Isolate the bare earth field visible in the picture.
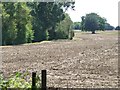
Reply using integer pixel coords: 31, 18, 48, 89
2, 30, 119, 88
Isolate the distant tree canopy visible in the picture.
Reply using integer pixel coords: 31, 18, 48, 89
2, 1, 75, 45
81, 13, 106, 34
115, 26, 120, 30
72, 22, 81, 30
104, 23, 114, 30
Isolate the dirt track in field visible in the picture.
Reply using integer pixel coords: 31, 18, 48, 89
2, 30, 119, 88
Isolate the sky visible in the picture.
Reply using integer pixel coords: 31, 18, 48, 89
66, 0, 119, 27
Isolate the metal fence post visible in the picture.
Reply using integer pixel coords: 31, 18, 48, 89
41, 70, 47, 90
32, 72, 36, 90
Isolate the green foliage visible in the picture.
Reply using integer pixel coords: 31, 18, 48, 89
2, 2, 75, 45
27, 2, 75, 41
2, 3, 18, 45
55, 13, 74, 39
14, 3, 34, 44
115, 26, 120, 30
81, 16, 85, 31
84, 13, 99, 34
0, 72, 40, 89
0, 72, 31, 89
98, 17, 106, 31
105, 23, 114, 30
81, 13, 106, 34
30, 2, 66, 41
72, 22, 81, 30
2, 2, 34, 45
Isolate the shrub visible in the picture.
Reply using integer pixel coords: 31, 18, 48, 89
0, 72, 40, 89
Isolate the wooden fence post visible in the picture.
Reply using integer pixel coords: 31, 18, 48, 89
32, 72, 36, 90
41, 70, 47, 90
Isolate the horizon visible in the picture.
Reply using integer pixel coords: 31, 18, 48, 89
66, 0, 119, 27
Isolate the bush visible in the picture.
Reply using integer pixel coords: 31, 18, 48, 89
0, 72, 40, 89
55, 13, 74, 40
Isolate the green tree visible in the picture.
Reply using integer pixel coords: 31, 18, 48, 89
29, 1, 75, 41
105, 23, 114, 30
29, 2, 65, 41
55, 13, 74, 39
72, 22, 81, 30
98, 17, 106, 31
84, 13, 99, 34
115, 26, 120, 30
2, 3, 18, 45
81, 13, 106, 34
81, 16, 85, 31
14, 3, 33, 44
2, 1, 75, 45
2, 2, 34, 45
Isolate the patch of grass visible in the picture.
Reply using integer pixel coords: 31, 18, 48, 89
23, 41, 52, 45
99, 30, 118, 35
74, 30, 118, 35
1, 41, 52, 47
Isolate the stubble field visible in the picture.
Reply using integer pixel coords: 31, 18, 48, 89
2, 30, 119, 88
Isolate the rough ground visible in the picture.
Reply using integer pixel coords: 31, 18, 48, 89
2, 30, 119, 88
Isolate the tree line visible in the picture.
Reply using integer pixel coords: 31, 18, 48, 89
72, 13, 118, 33
2, 2, 75, 45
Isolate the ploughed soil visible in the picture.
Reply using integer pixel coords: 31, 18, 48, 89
1, 30, 119, 88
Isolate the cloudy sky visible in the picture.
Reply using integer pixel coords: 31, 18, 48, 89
66, 0, 119, 27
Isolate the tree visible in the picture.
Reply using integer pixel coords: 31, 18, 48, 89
105, 23, 114, 30
55, 13, 74, 39
81, 13, 106, 34
72, 22, 81, 30
84, 13, 99, 34
2, 1, 75, 45
14, 3, 34, 44
2, 3, 18, 45
115, 26, 120, 30
2, 2, 34, 45
98, 17, 106, 31
30, 2, 65, 41
81, 16, 85, 31
28, 1, 75, 41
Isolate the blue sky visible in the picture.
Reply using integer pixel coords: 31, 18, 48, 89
66, 0, 119, 27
